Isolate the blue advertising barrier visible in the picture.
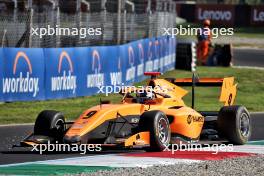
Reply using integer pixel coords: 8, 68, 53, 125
44, 48, 78, 99
0, 48, 4, 102
0, 36, 176, 101
1, 48, 45, 101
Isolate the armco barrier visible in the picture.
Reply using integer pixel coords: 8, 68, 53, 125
0, 36, 176, 102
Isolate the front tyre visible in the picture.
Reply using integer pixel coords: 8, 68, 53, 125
34, 110, 65, 141
217, 105, 251, 145
138, 110, 171, 151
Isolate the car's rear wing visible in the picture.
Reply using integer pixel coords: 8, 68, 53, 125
171, 78, 224, 87
166, 76, 237, 107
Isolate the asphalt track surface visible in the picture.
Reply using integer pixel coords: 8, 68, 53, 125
0, 123, 132, 165
0, 113, 263, 165
233, 48, 264, 67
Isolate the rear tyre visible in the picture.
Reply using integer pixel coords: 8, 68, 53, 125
34, 110, 65, 141
217, 105, 251, 145
138, 110, 171, 151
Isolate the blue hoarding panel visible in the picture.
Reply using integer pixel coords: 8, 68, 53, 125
119, 43, 137, 85
0, 48, 4, 101
73, 47, 91, 97
1, 36, 176, 102
79, 46, 120, 96
2, 48, 45, 101
44, 48, 78, 99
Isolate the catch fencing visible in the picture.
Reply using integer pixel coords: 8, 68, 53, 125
0, 0, 177, 47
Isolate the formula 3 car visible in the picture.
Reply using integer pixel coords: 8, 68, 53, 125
16, 72, 251, 151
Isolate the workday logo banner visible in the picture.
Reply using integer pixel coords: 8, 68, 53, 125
122, 43, 137, 84
85, 47, 111, 95
0, 36, 175, 102
136, 41, 146, 81
119, 40, 145, 85
73, 47, 90, 97
44, 48, 77, 99
86, 48, 104, 89
2, 48, 45, 101
97, 46, 121, 86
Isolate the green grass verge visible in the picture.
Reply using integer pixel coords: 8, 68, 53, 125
0, 164, 113, 175
233, 27, 264, 38
0, 67, 263, 124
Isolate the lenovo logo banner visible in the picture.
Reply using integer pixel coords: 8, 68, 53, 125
251, 6, 264, 26
196, 5, 235, 26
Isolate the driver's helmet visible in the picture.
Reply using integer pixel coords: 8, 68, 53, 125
136, 89, 154, 103
146, 91, 154, 99
137, 91, 147, 98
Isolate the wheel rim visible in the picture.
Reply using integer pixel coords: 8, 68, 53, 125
240, 113, 250, 138
55, 119, 64, 134
158, 118, 169, 144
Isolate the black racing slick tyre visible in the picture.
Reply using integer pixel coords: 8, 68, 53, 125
34, 110, 65, 141
217, 106, 251, 145
138, 110, 171, 151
